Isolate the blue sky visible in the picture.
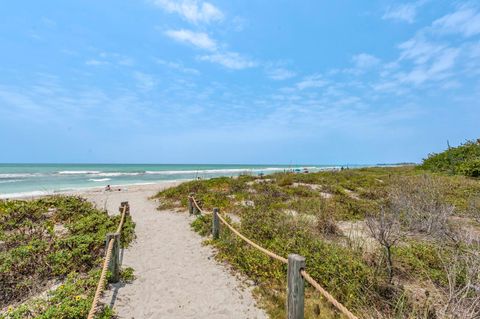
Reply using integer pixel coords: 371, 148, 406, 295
0, 1, 479, 164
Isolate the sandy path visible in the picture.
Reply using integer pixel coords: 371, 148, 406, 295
83, 183, 267, 319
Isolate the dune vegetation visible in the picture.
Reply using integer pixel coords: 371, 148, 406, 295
155, 165, 480, 318
0, 196, 135, 319
421, 139, 480, 177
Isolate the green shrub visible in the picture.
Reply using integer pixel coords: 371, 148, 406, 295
191, 204, 381, 315
276, 173, 294, 186
0, 196, 135, 317
156, 166, 480, 318
120, 267, 136, 283
395, 242, 448, 285
191, 214, 212, 236
458, 159, 480, 177
421, 139, 480, 177
4, 270, 113, 319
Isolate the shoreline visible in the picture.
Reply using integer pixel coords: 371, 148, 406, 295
0, 164, 355, 200
0, 164, 408, 200
0, 180, 189, 200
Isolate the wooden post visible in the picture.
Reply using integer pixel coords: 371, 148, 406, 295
188, 193, 194, 215
106, 232, 121, 283
287, 254, 305, 319
212, 207, 220, 239
192, 197, 200, 215
119, 201, 130, 214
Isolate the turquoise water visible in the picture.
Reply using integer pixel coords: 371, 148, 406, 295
0, 164, 347, 198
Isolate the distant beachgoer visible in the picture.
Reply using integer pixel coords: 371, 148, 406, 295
105, 185, 111, 191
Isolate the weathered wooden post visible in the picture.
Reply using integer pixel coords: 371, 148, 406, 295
192, 197, 200, 215
106, 232, 121, 283
119, 201, 130, 219
212, 207, 220, 239
188, 193, 194, 215
287, 254, 305, 319
120, 201, 130, 214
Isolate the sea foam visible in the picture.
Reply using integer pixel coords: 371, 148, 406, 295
92, 172, 143, 177
144, 167, 291, 175
0, 173, 40, 179
0, 190, 51, 199
88, 178, 112, 182
57, 171, 101, 175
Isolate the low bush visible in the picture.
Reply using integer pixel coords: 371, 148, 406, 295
155, 165, 480, 318
458, 158, 480, 177
0, 196, 135, 317
276, 173, 294, 187
4, 270, 113, 319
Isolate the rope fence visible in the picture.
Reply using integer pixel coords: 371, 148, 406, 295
216, 212, 288, 264
300, 270, 358, 319
188, 194, 358, 319
87, 201, 130, 319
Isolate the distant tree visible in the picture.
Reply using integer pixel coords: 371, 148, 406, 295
421, 139, 480, 177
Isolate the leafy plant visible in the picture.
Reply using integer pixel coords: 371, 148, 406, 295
120, 267, 135, 283
421, 139, 480, 177
0, 196, 135, 318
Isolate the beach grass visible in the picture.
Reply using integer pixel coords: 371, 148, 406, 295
154, 166, 480, 318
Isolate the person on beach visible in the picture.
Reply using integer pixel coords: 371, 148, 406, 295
105, 185, 111, 191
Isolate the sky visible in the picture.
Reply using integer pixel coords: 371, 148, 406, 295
0, 0, 479, 164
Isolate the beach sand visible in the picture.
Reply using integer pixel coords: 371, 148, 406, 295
77, 182, 267, 319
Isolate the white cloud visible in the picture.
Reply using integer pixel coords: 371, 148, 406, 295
267, 68, 296, 80
117, 56, 135, 66
164, 29, 216, 50
428, 48, 459, 75
199, 52, 257, 69
296, 74, 328, 90
155, 58, 200, 75
378, 4, 480, 90
41, 17, 56, 27
378, 46, 459, 88
133, 72, 156, 91
398, 36, 445, 65
0, 86, 44, 113
352, 53, 380, 69
85, 59, 108, 66
152, 0, 223, 24
432, 5, 480, 37
231, 16, 247, 32
85, 52, 134, 67
382, 1, 425, 24
163, 29, 255, 71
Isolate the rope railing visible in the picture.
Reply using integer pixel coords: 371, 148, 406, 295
87, 202, 129, 319
188, 195, 358, 319
215, 212, 288, 264
300, 270, 358, 319
87, 238, 115, 319
191, 196, 210, 215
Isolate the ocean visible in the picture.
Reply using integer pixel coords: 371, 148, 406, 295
0, 163, 350, 198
